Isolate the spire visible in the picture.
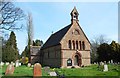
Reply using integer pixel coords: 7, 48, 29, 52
70, 7, 79, 23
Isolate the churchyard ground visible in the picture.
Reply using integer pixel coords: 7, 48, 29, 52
0, 64, 119, 77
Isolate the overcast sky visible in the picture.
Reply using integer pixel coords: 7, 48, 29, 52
9, 2, 118, 54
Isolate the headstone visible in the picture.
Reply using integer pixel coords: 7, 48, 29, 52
49, 72, 57, 76
111, 60, 113, 64
11, 62, 14, 66
1, 62, 4, 66
33, 63, 42, 77
19, 63, 21, 66
101, 62, 104, 65
5, 64, 14, 75
31, 65, 34, 68
5, 62, 9, 65
15, 60, 19, 67
13, 63, 15, 66
94, 62, 96, 64
44, 66, 50, 73
28, 63, 31, 67
103, 64, 108, 72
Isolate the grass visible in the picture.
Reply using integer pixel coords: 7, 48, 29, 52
0, 64, 119, 77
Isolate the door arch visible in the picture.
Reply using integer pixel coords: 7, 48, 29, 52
73, 52, 82, 66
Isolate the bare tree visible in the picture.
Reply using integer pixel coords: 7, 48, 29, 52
0, 0, 25, 31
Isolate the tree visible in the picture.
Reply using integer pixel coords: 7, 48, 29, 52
97, 43, 112, 62
91, 35, 109, 63
21, 12, 34, 59
2, 31, 19, 62
34, 39, 43, 46
26, 12, 33, 61
110, 41, 120, 62
0, 0, 25, 31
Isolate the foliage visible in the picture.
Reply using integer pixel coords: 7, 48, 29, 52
33, 39, 43, 46
20, 57, 29, 65
2, 31, 19, 62
110, 41, 120, 62
97, 43, 112, 62
91, 35, 108, 63
96, 41, 120, 63
0, 0, 25, 31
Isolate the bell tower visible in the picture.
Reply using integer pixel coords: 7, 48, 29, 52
70, 7, 79, 23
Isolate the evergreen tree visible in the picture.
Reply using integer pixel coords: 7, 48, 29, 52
110, 41, 120, 62
2, 31, 19, 62
97, 43, 112, 62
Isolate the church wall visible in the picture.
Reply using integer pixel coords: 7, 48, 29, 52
61, 50, 90, 67
41, 45, 61, 67
60, 21, 91, 67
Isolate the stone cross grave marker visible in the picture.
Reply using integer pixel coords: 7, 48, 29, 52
33, 63, 42, 77
5, 64, 14, 75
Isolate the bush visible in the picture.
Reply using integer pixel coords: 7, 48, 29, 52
20, 57, 29, 65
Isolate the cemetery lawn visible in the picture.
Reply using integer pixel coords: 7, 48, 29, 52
0, 64, 119, 77
55, 64, 120, 76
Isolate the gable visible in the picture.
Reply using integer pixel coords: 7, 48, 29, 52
60, 21, 91, 49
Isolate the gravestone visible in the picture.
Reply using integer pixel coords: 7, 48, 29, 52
5, 64, 14, 75
33, 63, 42, 77
103, 64, 108, 72
31, 65, 34, 68
15, 60, 19, 67
1, 62, 4, 66
44, 66, 50, 74
49, 72, 57, 76
19, 63, 21, 66
5, 62, 9, 65
111, 60, 113, 64
28, 63, 31, 67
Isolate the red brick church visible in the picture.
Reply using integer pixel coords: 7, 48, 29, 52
30, 7, 91, 68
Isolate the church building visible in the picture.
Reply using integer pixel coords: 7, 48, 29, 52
39, 7, 91, 68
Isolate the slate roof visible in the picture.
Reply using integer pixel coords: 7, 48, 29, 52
41, 24, 72, 49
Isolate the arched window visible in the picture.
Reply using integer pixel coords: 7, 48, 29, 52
73, 41, 75, 50
82, 41, 85, 50
79, 41, 82, 50
68, 40, 72, 49
67, 58, 72, 66
76, 41, 78, 49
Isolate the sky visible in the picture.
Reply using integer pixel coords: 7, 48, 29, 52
8, 2, 118, 54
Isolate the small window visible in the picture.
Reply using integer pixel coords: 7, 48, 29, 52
79, 41, 82, 50
68, 40, 72, 49
73, 41, 75, 50
67, 58, 72, 66
76, 41, 78, 49
82, 41, 85, 50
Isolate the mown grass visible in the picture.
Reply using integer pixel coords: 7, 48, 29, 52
55, 64, 120, 76
0, 64, 119, 78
